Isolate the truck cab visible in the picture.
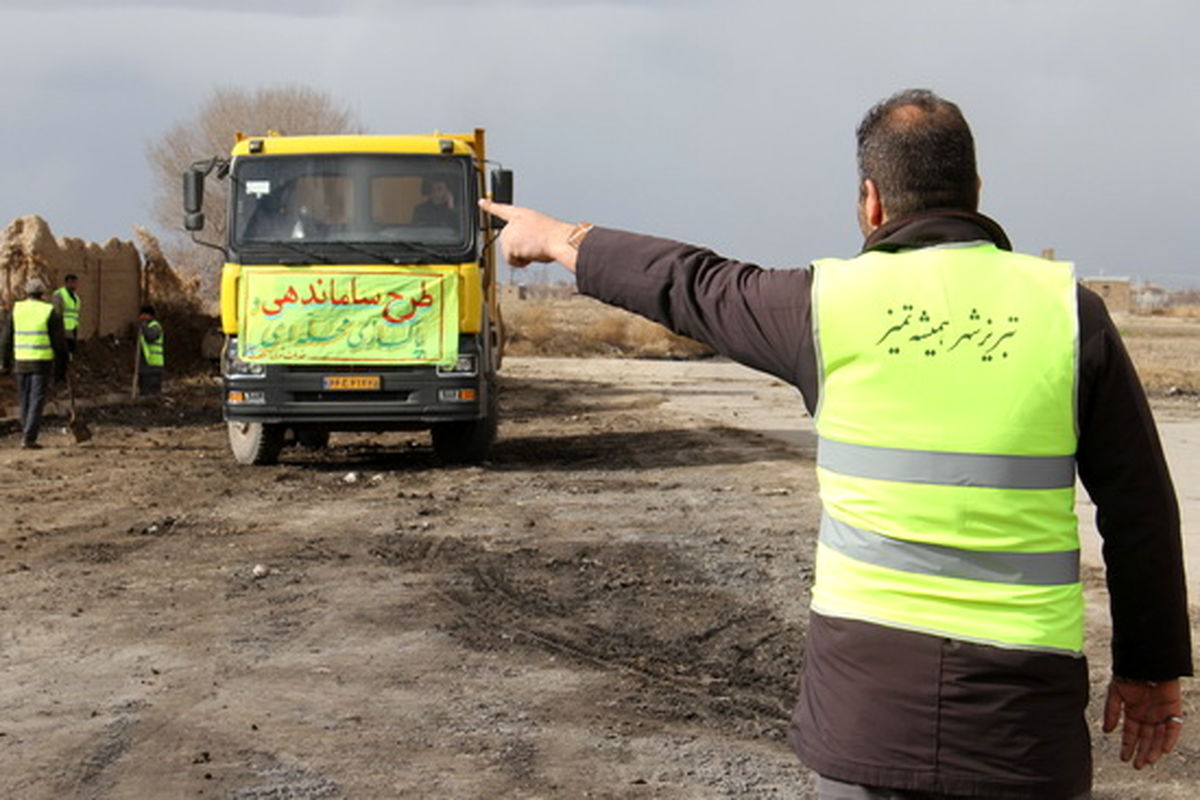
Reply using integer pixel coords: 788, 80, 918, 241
184, 130, 511, 465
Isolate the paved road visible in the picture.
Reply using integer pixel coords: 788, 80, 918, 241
550, 357, 1200, 606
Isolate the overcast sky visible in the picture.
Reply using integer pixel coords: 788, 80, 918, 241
1, 0, 1196, 286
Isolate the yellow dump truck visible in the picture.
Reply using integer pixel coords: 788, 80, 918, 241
183, 130, 511, 465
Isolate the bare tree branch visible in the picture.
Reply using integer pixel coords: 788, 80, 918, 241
147, 84, 363, 290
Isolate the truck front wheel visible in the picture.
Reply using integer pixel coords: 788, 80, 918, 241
431, 388, 497, 464
228, 421, 285, 465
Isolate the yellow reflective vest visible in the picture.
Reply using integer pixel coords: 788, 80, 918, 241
140, 320, 164, 368
53, 287, 80, 332
811, 242, 1082, 654
12, 299, 55, 362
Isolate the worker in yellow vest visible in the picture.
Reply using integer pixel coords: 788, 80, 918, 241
52, 273, 81, 355
137, 305, 164, 397
479, 89, 1190, 799
2, 278, 68, 448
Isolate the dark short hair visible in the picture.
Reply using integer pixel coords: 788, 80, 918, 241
64, 273, 78, 282
856, 89, 978, 218
140, 305, 156, 316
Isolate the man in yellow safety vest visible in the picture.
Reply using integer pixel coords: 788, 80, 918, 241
2, 278, 68, 448
52, 273, 82, 354
137, 305, 164, 397
478, 89, 1191, 799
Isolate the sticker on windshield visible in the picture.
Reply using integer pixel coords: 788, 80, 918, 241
245, 180, 271, 198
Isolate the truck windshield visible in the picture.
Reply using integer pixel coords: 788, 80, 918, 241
231, 154, 472, 262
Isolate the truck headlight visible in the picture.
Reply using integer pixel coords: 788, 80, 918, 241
437, 354, 477, 377
438, 388, 478, 402
228, 390, 266, 404
223, 337, 266, 377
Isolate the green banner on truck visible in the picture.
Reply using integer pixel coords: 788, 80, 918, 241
238, 269, 460, 365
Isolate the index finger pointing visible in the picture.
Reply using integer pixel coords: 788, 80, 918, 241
478, 198, 515, 220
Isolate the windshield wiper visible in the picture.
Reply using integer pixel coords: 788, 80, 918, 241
385, 240, 455, 261
243, 239, 333, 264
324, 241, 396, 264
324, 240, 454, 264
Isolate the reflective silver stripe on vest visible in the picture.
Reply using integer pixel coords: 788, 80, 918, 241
818, 437, 1075, 490
820, 513, 1080, 586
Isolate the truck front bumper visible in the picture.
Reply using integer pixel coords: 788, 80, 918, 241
223, 370, 486, 428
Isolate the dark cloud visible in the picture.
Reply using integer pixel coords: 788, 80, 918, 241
2, 0, 345, 14
0, 1, 1196, 287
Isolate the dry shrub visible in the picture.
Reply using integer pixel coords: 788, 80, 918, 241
503, 295, 712, 359
509, 307, 557, 349
583, 314, 630, 352
504, 303, 579, 356
1119, 316, 1200, 395
1161, 304, 1200, 319
614, 315, 712, 359
1135, 364, 1200, 395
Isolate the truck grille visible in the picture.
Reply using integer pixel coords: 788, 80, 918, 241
288, 365, 425, 374
291, 391, 412, 403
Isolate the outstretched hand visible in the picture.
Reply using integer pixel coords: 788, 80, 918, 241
479, 199, 580, 272
1103, 677, 1184, 769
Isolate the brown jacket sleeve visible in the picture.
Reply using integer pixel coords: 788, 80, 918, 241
1076, 287, 1193, 679
576, 228, 819, 412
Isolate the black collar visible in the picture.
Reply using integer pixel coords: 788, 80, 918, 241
862, 209, 1013, 254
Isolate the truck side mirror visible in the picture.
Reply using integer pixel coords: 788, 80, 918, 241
184, 170, 206, 230
491, 169, 513, 205
489, 169, 513, 230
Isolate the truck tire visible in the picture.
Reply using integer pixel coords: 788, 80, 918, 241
228, 421, 285, 465
431, 385, 498, 464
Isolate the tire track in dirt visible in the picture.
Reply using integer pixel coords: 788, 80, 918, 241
66, 714, 137, 799
444, 566, 793, 726
371, 530, 805, 739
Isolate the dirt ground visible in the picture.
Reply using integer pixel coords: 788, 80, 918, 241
1, 356, 1198, 799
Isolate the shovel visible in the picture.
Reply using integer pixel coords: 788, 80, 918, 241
66, 370, 93, 443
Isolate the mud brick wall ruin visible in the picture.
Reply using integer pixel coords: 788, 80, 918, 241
1, 215, 142, 339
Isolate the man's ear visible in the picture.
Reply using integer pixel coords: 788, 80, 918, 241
861, 179, 884, 232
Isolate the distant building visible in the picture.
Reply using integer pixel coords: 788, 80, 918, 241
1134, 282, 1170, 311
1081, 277, 1132, 313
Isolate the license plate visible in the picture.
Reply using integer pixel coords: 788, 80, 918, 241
322, 375, 381, 391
